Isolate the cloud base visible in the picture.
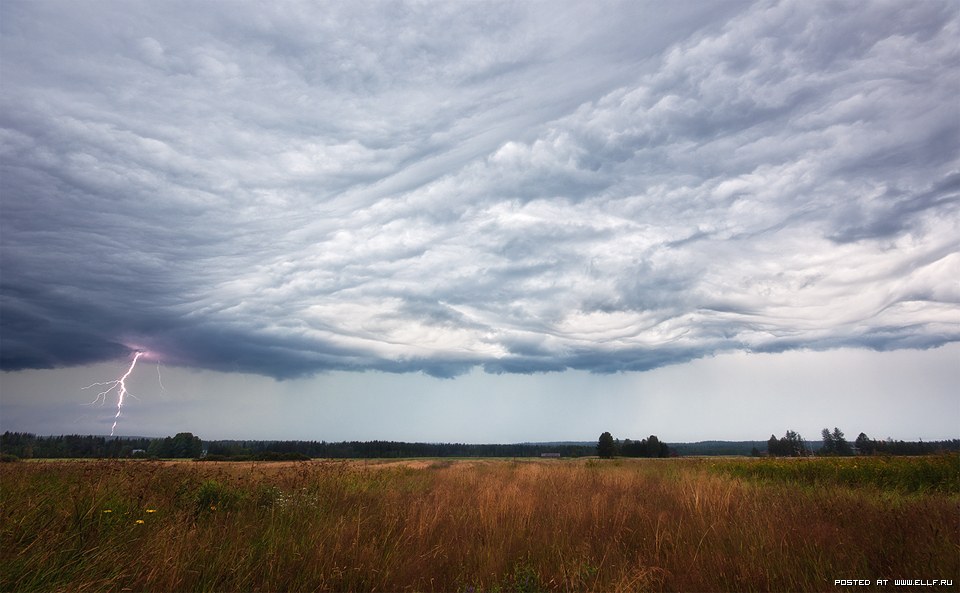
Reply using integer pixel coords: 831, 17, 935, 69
2, 0, 958, 379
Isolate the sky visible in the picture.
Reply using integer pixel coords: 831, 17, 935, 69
1, 0, 958, 443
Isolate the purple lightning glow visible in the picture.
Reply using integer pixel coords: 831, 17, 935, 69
82, 351, 145, 435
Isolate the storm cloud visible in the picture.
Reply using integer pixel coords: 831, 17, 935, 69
2, 0, 958, 379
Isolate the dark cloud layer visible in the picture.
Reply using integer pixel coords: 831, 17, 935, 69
2, 0, 958, 379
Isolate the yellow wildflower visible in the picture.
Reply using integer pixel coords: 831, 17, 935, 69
145, 509, 156, 513
102, 509, 112, 513
135, 519, 145, 524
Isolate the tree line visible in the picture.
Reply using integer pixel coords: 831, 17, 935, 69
763, 428, 959, 457
0, 432, 202, 459
207, 439, 597, 459
3, 430, 954, 460
0, 432, 596, 460
596, 432, 672, 458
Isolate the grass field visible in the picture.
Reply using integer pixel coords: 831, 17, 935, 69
2, 456, 957, 592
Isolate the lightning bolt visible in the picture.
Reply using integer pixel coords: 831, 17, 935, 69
156, 361, 166, 393
82, 351, 145, 436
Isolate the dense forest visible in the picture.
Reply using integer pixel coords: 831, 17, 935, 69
670, 441, 771, 456
0, 432, 202, 459
0, 432, 596, 459
206, 439, 597, 459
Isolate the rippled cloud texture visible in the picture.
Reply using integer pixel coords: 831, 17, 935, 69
2, 0, 958, 379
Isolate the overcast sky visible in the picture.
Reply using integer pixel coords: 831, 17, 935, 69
1, 0, 958, 442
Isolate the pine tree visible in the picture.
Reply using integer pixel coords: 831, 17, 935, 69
597, 432, 615, 459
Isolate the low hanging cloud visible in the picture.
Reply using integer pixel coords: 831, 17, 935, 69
1, 0, 958, 379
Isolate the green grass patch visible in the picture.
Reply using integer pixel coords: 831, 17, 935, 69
707, 454, 960, 493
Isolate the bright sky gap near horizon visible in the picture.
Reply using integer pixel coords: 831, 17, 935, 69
1, 0, 958, 443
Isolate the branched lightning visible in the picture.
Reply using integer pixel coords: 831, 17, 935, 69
81, 351, 145, 436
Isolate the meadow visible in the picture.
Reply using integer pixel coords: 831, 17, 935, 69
1, 456, 957, 592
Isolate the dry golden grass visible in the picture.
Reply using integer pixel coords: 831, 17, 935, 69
1, 457, 957, 592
